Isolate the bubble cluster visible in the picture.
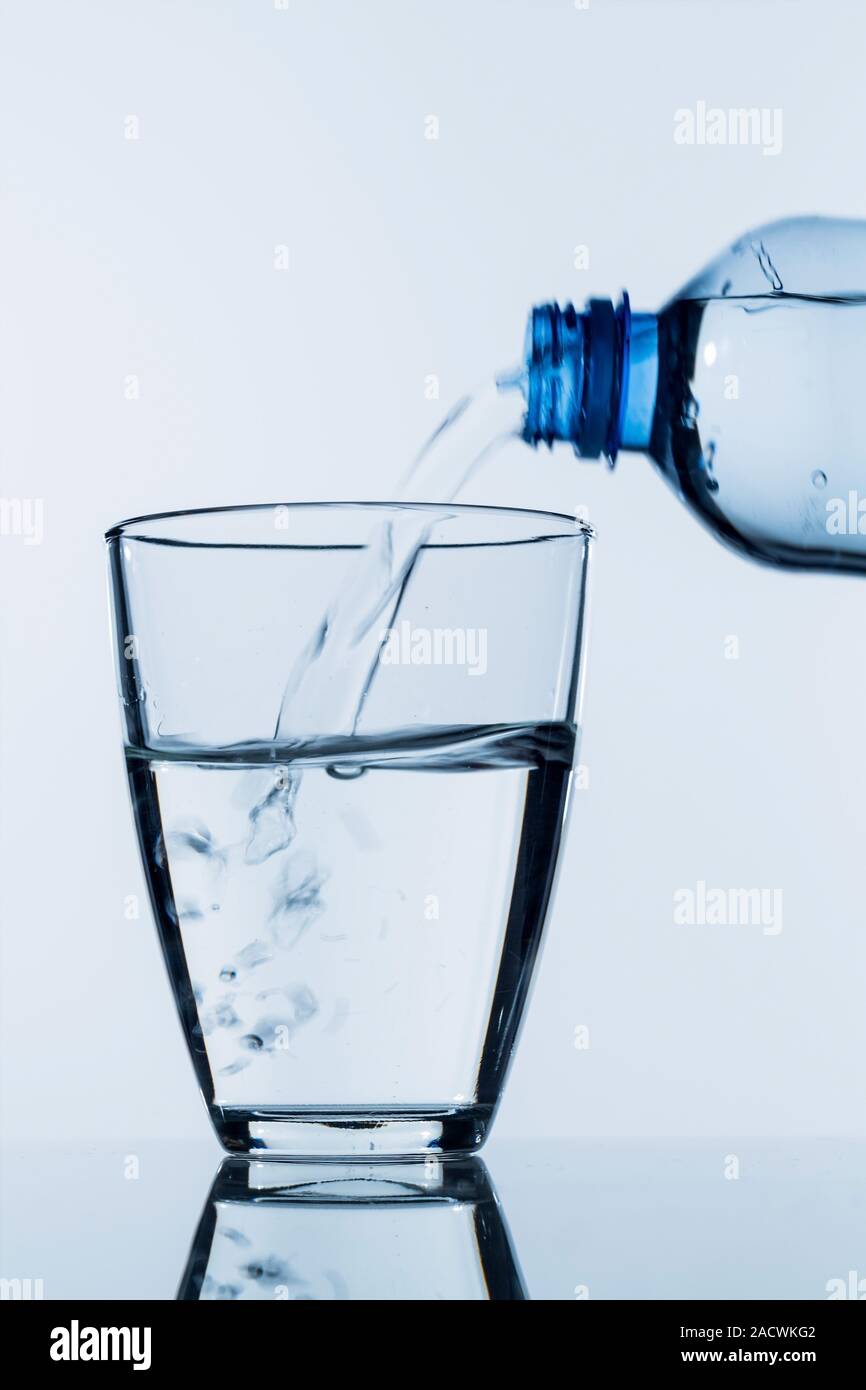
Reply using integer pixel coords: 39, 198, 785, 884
245, 772, 299, 865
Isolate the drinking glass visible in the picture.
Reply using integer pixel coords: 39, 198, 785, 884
106, 502, 592, 1156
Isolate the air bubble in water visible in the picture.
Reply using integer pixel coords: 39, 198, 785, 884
270, 852, 325, 950
202, 998, 241, 1035
167, 822, 223, 862
241, 1256, 293, 1286
327, 764, 367, 780
220, 1227, 251, 1248
218, 1058, 250, 1077
234, 939, 274, 972
245, 772, 300, 865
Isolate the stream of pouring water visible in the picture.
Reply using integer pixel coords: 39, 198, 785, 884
274, 372, 526, 742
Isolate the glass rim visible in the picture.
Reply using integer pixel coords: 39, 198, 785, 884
105, 500, 596, 547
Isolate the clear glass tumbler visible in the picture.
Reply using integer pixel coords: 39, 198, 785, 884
106, 503, 592, 1156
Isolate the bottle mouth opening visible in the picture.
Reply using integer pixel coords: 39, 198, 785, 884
523, 294, 631, 466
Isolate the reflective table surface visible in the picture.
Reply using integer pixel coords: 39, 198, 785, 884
1, 1139, 863, 1300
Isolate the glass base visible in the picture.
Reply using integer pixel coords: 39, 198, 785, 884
212, 1104, 493, 1159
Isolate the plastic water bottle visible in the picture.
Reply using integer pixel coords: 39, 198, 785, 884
524, 217, 866, 572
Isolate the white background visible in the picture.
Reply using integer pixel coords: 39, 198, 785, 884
1, 0, 865, 1146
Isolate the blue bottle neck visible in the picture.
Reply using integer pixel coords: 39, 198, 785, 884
523, 296, 658, 463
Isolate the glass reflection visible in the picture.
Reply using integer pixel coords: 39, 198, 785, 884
179, 1156, 526, 1300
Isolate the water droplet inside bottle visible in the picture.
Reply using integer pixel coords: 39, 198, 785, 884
327, 764, 367, 780
811, 469, 828, 489
240, 1033, 264, 1051
219, 967, 237, 983
681, 396, 699, 428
